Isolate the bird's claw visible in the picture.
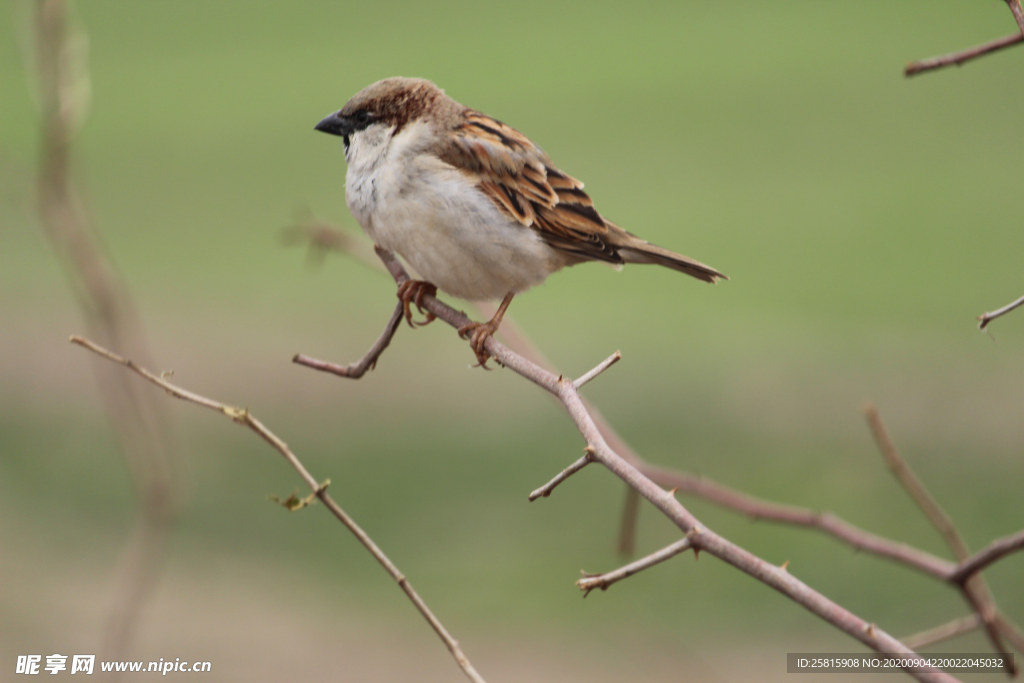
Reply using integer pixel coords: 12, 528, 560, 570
457, 320, 499, 368
397, 280, 437, 328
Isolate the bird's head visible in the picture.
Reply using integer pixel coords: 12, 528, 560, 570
315, 77, 455, 158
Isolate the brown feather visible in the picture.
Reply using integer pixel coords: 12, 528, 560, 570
434, 108, 726, 282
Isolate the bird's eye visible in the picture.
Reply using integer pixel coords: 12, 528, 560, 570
355, 111, 370, 124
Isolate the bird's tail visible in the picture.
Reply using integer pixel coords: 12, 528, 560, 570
615, 231, 727, 284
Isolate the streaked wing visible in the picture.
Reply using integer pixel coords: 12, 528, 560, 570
435, 110, 623, 264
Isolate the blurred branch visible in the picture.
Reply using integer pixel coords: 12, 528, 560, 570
950, 530, 1024, 585
864, 404, 1015, 675
637, 461, 955, 577
905, 1, 1024, 77
616, 487, 642, 557
295, 246, 962, 683
979, 293, 1024, 330
282, 209, 383, 271
995, 616, 1024, 655
70, 336, 488, 683
31, 0, 178, 668
903, 615, 982, 651
863, 404, 969, 559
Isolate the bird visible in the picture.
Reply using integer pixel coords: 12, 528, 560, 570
314, 77, 725, 366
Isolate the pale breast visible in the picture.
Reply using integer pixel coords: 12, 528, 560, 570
345, 122, 570, 301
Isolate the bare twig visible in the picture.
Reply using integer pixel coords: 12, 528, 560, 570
905, 33, 1024, 77
863, 404, 969, 559
70, 336, 487, 683
979, 293, 1024, 330
577, 538, 692, 596
903, 615, 983, 651
573, 351, 621, 389
906, 0, 1024, 77
950, 530, 1024, 585
293, 301, 403, 378
32, 0, 177, 668
528, 449, 594, 501
864, 404, 1015, 674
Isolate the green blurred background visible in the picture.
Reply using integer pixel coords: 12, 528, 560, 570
2, 1, 1023, 680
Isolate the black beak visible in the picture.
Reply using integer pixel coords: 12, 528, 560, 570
314, 111, 351, 137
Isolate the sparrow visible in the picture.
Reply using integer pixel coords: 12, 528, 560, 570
315, 77, 725, 366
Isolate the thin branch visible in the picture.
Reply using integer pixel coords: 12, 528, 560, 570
365, 248, 958, 683
863, 404, 969, 559
979, 293, 1024, 330
70, 336, 487, 683
577, 538, 692, 596
528, 449, 594, 501
905, 33, 1024, 77
864, 404, 1015, 675
950, 529, 1024, 585
903, 615, 982, 651
573, 351, 621, 389
905, 0, 1024, 77
959, 589, 1011, 675
293, 301, 403, 378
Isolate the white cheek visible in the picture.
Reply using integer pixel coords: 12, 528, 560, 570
345, 123, 395, 172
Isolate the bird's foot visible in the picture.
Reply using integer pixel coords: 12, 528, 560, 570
457, 292, 515, 369
397, 280, 438, 328
457, 319, 501, 368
